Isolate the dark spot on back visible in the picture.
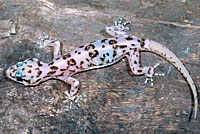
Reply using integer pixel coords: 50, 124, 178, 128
47, 71, 56, 75
50, 66, 58, 70
27, 65, 32, 68
67, 59, 76, 66
119, 45, 127, 49
89, 50, 99, 58
60, 67, 69, 71
109, 40, 117, 45
69, 70, 76, 73
79, 45, 84, 48
101, 39, 107, 43
28, 70, 32, 73
63, 53, 71, 60
48, 62, 54, 66
112, 45, 118, 49
37, 61, 43, 66
85, 44, 95, 51
126, 36, 133, 40
113, 50, 117, 57
88, 63, 95, 67
56, 57, 60, 60
100, 57, 105, 62
80, 61, 84, 65
140, 42, 145, 47
86, 58, 89, 62
36, 70, 42, 77
56, 72, 64, 77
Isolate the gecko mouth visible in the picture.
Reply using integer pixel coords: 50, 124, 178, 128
16, 77, 24, 82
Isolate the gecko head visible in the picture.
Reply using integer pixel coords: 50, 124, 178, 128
6, 58, 45, 86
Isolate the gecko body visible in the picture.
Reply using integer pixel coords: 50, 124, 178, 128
6, 18, 198, 119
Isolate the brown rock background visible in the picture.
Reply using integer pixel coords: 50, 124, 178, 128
0, 0, 199, 133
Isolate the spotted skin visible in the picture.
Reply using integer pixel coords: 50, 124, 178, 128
6, 18, 198, 120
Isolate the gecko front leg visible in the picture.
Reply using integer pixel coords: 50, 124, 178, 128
36, 33, 61, 60
105, 17, 133, 38
127, 49, 164, 87
57, 76, 80, 103
43, 40, 61, 60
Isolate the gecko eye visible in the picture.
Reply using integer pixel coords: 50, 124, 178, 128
15, 71, 24, 77
16, 62, 24, 68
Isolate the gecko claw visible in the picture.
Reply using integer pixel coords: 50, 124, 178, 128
62, 90, 84, 110
144, 77, 154, 88
153, 63, 165, 77
114, 18, 132, 32
144, 63, 165, 87
35, 32, 53, 48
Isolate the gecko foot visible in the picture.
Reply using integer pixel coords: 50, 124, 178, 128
36, 32, 53, 48
114, 17, 132, 32
62, 91, 84, 109
144, 63, 165, 88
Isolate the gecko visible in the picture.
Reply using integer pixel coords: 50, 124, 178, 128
5, 18, 198, 120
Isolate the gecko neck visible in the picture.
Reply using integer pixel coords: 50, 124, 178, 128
32, 62, 53, 85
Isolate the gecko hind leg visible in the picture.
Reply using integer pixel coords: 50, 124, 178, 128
127, 51, 165, 88
144, 63, 165, 88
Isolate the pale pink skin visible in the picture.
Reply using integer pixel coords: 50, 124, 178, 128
6, 20, 154, 101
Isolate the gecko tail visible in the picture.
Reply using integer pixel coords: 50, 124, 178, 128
145, 39, 198, 120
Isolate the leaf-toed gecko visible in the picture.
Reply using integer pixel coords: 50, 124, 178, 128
5, 18, 198, 120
